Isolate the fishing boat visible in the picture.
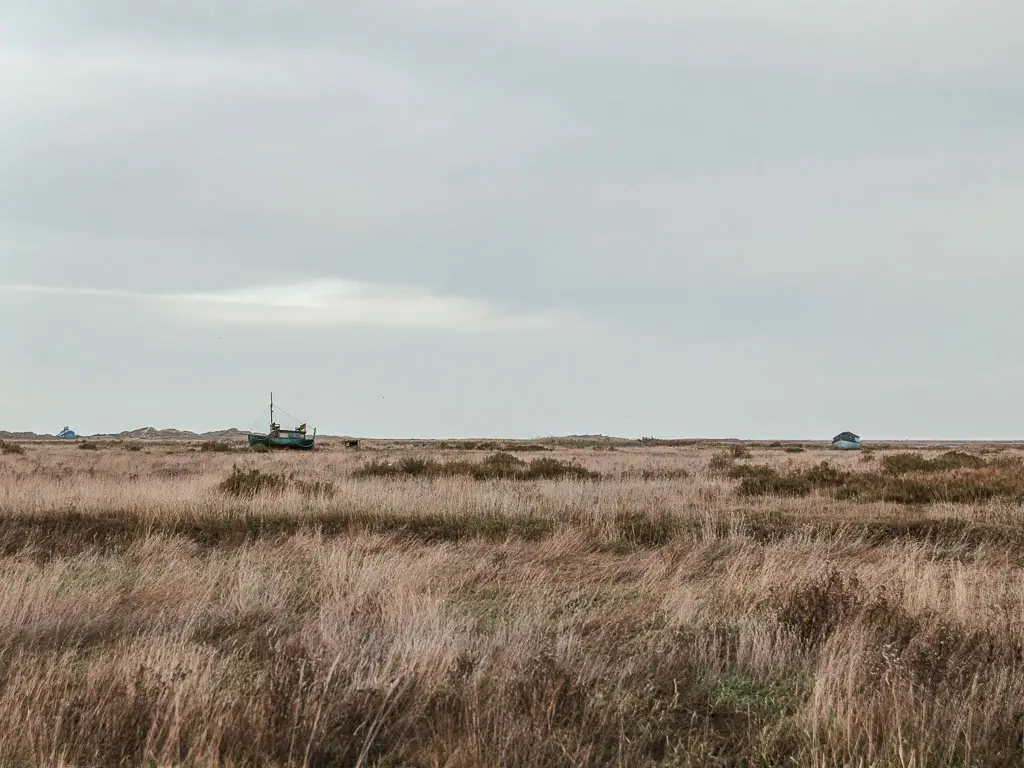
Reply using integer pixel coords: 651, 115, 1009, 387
247, 393, 316, 450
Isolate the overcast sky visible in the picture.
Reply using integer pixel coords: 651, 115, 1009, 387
3, 1, 1024, 439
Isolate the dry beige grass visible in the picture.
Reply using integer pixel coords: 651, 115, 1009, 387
1, 439, 1024, 766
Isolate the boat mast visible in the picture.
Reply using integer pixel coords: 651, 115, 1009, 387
270, 392, 274, 429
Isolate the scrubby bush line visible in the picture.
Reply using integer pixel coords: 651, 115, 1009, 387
714, 450, 1024, 503
353, 452, 601, 481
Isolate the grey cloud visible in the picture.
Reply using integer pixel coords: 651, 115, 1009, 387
3, 1, 1024, 437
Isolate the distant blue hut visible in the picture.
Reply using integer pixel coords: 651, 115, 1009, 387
56, 426, 77, 440
832, 431, 861, 450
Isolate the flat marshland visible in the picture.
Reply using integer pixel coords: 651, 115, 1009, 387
2, 439, 1024, 766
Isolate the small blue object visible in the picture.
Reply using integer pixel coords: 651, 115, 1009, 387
56, 426, 77, 440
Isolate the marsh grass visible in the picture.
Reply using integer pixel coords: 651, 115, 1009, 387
732, 452, 1024, 504
200, 440, 237, 453
0, 441, 1022, 765
353, 452, 600, 481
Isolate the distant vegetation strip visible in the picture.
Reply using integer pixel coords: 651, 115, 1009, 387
712, 449, 1024, 503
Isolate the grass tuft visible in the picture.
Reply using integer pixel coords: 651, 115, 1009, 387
218, 465, 288, 497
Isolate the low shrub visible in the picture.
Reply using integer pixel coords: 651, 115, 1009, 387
353, 453, 599, 481
200, 440, 234, 453
621, 467, 690, 480
735, 462, 851, 498
78, 442, 99, 451
219, 465, 287, 497
0, 440, 25, 455
880, 451, 990, 475
767, 568, 862, 648
613, 511, 678, 549
218, 465, 336, 499
733, 456, 1024, 504
436, 440, 550, 452
708, 451, 736, 476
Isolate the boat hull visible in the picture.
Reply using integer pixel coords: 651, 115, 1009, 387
831, 440, 861, 450
248, 433, 315, 450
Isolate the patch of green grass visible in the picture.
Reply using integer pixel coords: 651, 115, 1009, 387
711, 673, 806, 715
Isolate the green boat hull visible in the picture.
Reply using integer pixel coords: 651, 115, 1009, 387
248, 433, 315, 450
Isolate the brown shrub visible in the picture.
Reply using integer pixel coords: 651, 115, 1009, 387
353, 453, 599, 481
734, 457, 1024, 504
768, 568, 863, 647
621, 467, 691, 480
735, 462, 852, 498
880, 451, 990, 475
729, 444, 751, 459
200, 440, 234, 453
708, 451, 736, 475
218, 465, 287, 497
